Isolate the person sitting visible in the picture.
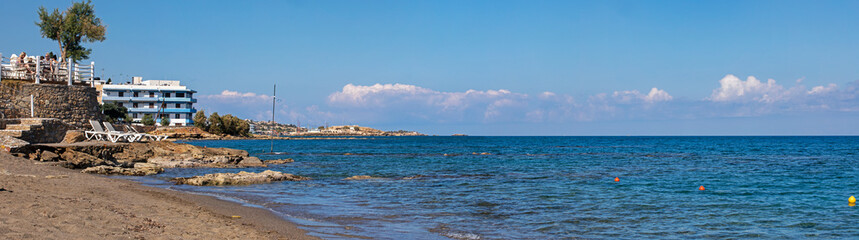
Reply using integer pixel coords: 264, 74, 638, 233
18, 52, 36, 77
44, 53, 57, 80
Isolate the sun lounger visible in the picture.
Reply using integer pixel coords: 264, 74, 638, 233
85, 120, 107, 141
126, 125, 168, 141
103, 122, 143, 142
87, 120, 126, 142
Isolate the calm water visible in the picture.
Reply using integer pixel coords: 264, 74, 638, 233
141, 137, 859, 239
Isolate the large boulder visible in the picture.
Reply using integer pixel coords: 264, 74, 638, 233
81, 165, 164, 176
172, 170, 309, 186
40, 150, 59, 161
0, 136, 29, 153
60, 149, 114, 169
237, 156, 265, 167
61, 130, 87, 143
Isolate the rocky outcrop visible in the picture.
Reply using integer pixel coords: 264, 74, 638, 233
20, 141, 264, 170
147, 127, 221, 139
81, 164, 164, 176
61, 130, 86, 143
172, 170, 309, 186
0, 136, 29, 152
39, 150, 59, 161
343, 175, 382, 180
60, 149, 115, 169
264, 158, 294, 165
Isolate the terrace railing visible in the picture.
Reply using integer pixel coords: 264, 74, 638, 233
0, 53, 96, 86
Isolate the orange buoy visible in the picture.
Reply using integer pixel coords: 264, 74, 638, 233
698, 185, 705, 191
614, 177, 620, 182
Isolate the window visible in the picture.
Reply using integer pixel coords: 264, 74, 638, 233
175, 103, 181, 108
149, 103, 154, 108
175, 114, 181, 118
149, 92, 155, 97
118, 92, 124, 97
133, 113, 138, 118
116, 102, 123, 107
133, 103, 138, 108
164, 93, 171, 97
133, 92, 139, 97
176, 93, 185, 97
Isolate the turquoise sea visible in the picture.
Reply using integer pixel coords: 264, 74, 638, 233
138, 137, 859, 239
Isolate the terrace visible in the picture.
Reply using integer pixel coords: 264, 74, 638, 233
0, 53, 97, 86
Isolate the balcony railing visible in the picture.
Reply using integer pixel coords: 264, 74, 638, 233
126, 108, 196, 113
0, 53, 96, 86
102, 96, 197, 103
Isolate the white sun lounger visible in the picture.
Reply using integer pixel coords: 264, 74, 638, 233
86, 120, 123, 142
85, 120, 106, 141
125, 125, 168, 141
103, 122, 143, 142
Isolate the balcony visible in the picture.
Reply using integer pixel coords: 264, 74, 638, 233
102, 96, 196, 103
127, 108, 197, 113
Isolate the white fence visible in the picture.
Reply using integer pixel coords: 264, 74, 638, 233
0, 52, 96, 86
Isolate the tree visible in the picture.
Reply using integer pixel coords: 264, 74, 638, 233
100, 102, 127, 123
160, 115, 170, 126
207, 112, 223, 134
142, 114, 155, 126
36, 0, 106, 62
219, 114, 250, 137
124, 113, 133, 123
193, 110, 208, 130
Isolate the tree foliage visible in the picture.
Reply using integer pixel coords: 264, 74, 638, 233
205, 112, 249, 136
36, 0, 106, 62
193, 110, 208, 130
142, 114, 155, 126
160, 115, 170, 126
100, 102, 127, 123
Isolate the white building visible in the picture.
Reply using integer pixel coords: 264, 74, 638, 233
98, 77, 197, 126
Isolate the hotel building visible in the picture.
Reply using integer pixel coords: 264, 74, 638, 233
98, 77, 197, 126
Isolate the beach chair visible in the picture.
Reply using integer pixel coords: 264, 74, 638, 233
86, 120, 118, 142
126, 125, 168, 141
103, 122, 143, 142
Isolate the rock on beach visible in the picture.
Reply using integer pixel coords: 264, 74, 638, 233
172, 170, 309, 186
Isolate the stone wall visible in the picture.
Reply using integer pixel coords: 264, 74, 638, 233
0, 81, 102, 129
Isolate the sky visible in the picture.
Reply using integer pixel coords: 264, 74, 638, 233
2, 0, 858, 135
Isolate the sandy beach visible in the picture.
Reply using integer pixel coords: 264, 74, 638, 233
0, 152, 317, 239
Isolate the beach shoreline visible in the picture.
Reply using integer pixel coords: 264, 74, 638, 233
0, 152, 317, 239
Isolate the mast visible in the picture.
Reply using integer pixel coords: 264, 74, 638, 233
270, 84, 276, 153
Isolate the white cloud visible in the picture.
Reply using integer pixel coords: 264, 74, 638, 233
708, 75, 787, 103
192, 76, 859, 128
808, 83, 837, 95
611, 87, 673, 103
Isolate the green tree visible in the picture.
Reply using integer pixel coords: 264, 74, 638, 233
160, 115, 170, 126
99, 102, 127, 123
207, 112, 223, 134
219, 114, 250, 137
36, 0, 106, 62
124, 113, 132, 123
142, 114, 155, 126
193, 110, 208, 130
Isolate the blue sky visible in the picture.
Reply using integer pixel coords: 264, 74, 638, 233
2, 0, 858, 135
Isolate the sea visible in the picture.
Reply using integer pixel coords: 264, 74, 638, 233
134, 136, 859, 239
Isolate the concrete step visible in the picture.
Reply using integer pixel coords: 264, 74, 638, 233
0, 130, 24, 138
4, 124, 40, 131
19, 119, 47, 125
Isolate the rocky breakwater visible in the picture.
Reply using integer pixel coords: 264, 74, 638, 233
19, 141, 268, 176
173, 170, 309, 186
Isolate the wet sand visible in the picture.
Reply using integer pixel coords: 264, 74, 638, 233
0, 152, 317, 239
